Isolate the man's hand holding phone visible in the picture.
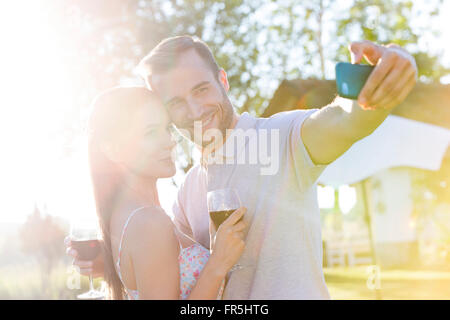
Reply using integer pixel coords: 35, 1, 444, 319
340, 40, 417, 110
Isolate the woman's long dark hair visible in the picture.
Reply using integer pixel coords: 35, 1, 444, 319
87, 86, 155, 299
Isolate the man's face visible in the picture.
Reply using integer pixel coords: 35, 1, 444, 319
150, 49, 234, 147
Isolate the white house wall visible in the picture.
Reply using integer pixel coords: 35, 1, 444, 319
368, 168, 416, 243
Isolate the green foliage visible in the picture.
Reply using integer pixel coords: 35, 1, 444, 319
19, 206, 66, 275
339, 0, 418, 44
0, 261, 101, 299
57, 0, 447, 114
335, 0, 447, 82
410, 158, 450, 216
15, 207, 67, 298
414, 52, 450, 83
47, 0, 448, 167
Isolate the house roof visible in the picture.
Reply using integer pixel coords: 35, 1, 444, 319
318, 114, 450, 186
262, 79, 450, 129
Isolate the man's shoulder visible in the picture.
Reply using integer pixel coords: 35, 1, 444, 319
184, 163, 207, 181
255, 109, 318, 129
177, 163, 207, 195
173, 163, 208, 222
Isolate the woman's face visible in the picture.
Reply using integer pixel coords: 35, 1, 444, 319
109, 94, 176, 179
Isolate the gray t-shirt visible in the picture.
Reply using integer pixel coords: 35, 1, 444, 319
173, 110, 330, 299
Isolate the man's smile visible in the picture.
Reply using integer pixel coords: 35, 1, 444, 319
201, 110, 217, 131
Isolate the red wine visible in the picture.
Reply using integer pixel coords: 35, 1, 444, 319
71, 240, 101, 261
209, 209, 237, 229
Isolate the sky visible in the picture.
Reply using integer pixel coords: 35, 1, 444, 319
0, 1, 449, 225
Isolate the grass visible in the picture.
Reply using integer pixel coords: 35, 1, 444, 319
0, 260, 102, 300
2, 262, 450, 299
324, 265, 450, 300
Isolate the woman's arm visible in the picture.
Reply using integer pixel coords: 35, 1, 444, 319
187, 207, 247, 300
185, 257, 226, 300
128, 209, 180, 299
127, 207, 245, 300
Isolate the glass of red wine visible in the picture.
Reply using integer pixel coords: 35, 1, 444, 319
207, 188, 245, 272
70, 218, 104, 300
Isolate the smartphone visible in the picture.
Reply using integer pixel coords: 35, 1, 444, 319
335, 62, 374, 100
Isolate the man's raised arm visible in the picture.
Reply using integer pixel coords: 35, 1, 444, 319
301, 40, 417, 165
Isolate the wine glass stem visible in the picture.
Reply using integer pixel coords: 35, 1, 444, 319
89, 275, 94, 292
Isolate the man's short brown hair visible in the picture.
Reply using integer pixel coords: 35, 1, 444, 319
138, 35, 220, 87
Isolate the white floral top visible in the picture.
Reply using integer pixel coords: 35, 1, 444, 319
115, 206, 223, 300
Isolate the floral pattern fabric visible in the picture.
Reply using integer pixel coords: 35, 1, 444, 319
177, 243, 210, 299
121, 243, 222, 300
116, 207, 225, 300
114, 206, 223, 300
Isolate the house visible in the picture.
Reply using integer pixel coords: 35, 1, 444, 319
263, 79, 450, 267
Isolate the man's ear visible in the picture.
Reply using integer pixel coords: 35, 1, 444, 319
217, 69, 230, 93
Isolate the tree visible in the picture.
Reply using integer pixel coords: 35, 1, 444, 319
334, 0, 449, 82
19, 204, 66, 294
42, 0, 448, 171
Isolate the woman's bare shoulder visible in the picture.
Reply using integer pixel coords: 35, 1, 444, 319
125, 206, 178, 251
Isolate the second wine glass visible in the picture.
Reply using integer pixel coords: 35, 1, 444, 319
207, 188, 245, 272
70, 217, 104, 300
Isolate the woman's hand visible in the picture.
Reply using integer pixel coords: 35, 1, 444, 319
209, 207, 247, 276
64, 236, 105, 278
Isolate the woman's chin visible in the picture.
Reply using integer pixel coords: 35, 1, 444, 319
159, 163, 176, 178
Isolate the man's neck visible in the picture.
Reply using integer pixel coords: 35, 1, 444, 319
222, 112, 240, 145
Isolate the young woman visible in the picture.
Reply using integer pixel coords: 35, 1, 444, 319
86, 86, 246, 299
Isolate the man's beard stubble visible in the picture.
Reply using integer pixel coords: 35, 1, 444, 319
175, 87, 235, 151
212, 88, 234, 147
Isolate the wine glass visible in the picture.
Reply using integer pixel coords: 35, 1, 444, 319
70, 217, 104, 300
207, 188, 245, 272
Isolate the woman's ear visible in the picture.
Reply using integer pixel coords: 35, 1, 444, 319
217, 69, 230, 93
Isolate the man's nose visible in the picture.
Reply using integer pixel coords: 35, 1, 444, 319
185, 97, 203, 121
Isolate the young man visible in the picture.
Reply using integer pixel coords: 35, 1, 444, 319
69, 35, 417, 299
